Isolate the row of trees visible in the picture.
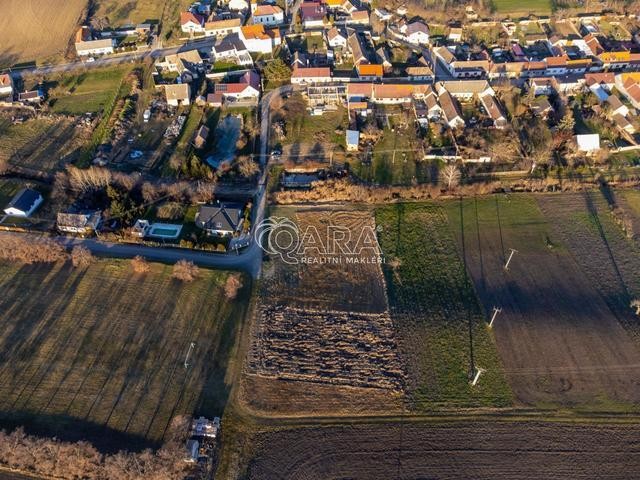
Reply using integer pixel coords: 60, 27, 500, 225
0, 420, 198, 480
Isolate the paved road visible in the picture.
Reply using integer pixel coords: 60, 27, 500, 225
8, 37, 217, 79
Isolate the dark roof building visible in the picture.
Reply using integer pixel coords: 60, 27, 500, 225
3, 188, 43, 217
195, 202, 244, 235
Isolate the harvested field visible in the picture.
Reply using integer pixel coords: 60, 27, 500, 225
241, 207, 403, 415
448, 195, 640, 408
249, 306, 404, 390
261, 207, 388, 313
0, 116, 91, 174
376, 203, 512, 409
0, 0, 86, 67
246, 421, 640, 479
0, 259, 249, 450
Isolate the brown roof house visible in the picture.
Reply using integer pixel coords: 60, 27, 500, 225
164, 83, 191, 106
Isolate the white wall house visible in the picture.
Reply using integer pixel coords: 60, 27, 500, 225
75, 39, 115, 56
3, 189, 43, 218
252, 5, 284, 26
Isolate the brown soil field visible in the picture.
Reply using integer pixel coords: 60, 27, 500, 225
260, 207, 387, 313
240, 207, 402, 415
0, 0, 86, 67
447, 195, 640, 408
248, 306, 405, 390
537, 191, 640, 341
246, 421, 640, 479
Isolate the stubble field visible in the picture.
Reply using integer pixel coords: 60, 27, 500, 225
0, 0, 86, 67
0, 259, 249, 450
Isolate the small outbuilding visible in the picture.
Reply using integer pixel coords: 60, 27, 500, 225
346, 129, 360, 151
3, 188, 43, 218
575, 133, 600, 152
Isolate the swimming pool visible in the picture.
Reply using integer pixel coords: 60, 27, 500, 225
148, 223, 182, 240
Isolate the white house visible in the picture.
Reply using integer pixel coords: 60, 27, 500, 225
180, 11, 205, 33
228, 0, 250, 11
204, 18, 242, 37
327, 27, 347, 48
211, 35, 254, 65
402, 21, 429, 45
290, 67, 332, 84
3, 188, 43, 218
241, 25, 280, 53
75, 38, 115, 56
0, 74, 14, 97
251, 4, 284, 26
214, 71, 261, 102
164, 83, 191, 106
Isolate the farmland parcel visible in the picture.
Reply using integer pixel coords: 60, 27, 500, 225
0, 259, 249, 450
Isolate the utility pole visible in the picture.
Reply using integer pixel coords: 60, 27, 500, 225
504, 248, 518, 270
184, 342, 195, 369
489, 306, 502, 328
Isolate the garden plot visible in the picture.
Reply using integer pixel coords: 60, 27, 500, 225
248, 305, 404, 391
447, 195, 640, 408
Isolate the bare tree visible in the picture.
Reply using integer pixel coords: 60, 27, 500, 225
224, 273, 243, 299
172, 259, 199, 282
0, 235, 67, 264
440, 164, 461, 191
70, 245, 94, 268
131, 255, 150, 274
237, 156, 260, 178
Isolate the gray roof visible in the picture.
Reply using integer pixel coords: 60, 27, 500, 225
5, 188, 41, 213
196, 203, 244, 232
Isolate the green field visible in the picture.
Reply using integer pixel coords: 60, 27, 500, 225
376, 203, 512, 409
492, 0, 552, 15
50, 67, 132, 115
0, 259, 249, 450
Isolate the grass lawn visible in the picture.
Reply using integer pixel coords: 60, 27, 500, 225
49, 66, 132, 115
282, 106, 347, 146
376, 203, 512, 409
0, 259, 249, 451
492, 0, 552, 15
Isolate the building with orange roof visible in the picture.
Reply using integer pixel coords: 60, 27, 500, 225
598, 51, 631, 71
180, 11, 205, 33
291, 66, 332, 84
241, 24, 281, 53
356, 64, 383, 80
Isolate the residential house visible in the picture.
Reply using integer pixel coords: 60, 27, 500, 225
0, 74, 13, 97
530, 95, 554, 118
214, 70, 261, 103
438, 90, 465, 129
194, 125, 209, 149
605, 95, 630, 117
438, 80, 493, 101
3, 188, 43, 218
156, 50, 204, 77
616, 75, 640, 109
327, 27, 347, 49
480, 93, 507, 129
241, 24, 280, 53
164, 83, 191, 106
346, 129, 360, 151
448, 27, 463, 43
376, 47, 392, 72
204, 18, 243, 37
252, 4, 284, 26
585, 72, 615, 91
75, 27, 115, 57
300, 2, 326, 29
406, 66, 434, 82
181, 11, 205, 33
56, 211, 102, 235
553, 75, 584, 94
195, 203, 245, 236
373, 8, 392, 21
357, 64, 383, 80
18, 89, 44, 104
599, 51, 631, 71
401, 20, 429, 45
211, 34, 253, 65
346, 10, 370, 26
424, 88, 442, 120
612, 113, 636, 134
348, 32, 369, 66
528, 77, 556, 96
290, 66, 332, 84
544, 55, 568, 76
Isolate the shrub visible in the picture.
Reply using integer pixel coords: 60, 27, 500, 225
70, 245, 94, 268
0, 234, 67, 264
224, 273, 243, 299
172, 259, 199, 282
131, 255, 150, 273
